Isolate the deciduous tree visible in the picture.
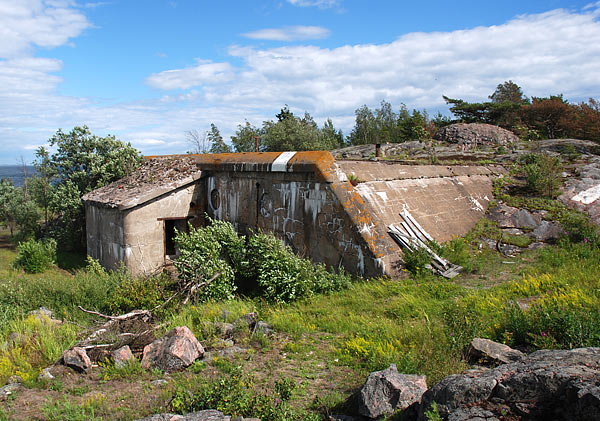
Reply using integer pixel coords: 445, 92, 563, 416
231, 121, 262, 152
37, 126, 142, 249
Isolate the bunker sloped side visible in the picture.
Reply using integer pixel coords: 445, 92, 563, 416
353, 174, 494, 243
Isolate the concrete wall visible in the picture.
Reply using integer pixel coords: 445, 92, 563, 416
338, 161, 497, 242
85, 205, 125, 271
85, 153, 498, 279
353, 175, 493, 242
204, 170, 387, 277
86, 183, 201, 276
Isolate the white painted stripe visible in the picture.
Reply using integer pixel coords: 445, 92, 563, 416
271, 151, 297, 172
572, 183, 600, 205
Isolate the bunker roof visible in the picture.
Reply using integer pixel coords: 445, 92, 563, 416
82, 151, 342, 210
82, 155, 202, 210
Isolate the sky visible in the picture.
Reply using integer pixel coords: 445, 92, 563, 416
1, 0, 600, 165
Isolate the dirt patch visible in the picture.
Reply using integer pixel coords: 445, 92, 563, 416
1, 331, 364, 420
1, 367, 172, 420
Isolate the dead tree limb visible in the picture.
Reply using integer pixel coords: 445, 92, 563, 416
77, 306, 151, 321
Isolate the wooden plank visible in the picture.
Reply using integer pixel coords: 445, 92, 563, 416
401, 210, 434, 242
400, 213, 428, 243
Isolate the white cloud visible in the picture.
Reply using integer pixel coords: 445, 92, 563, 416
286, 0, 340, 9
149, 5, 600, 115
242, 25, 331, 41
0, 0, 90, 58
146, 60, 234, 90
0, 57, 63, 94
3, 3, 600, 164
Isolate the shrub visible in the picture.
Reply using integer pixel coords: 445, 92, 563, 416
557, 209, 599, 243
247, 232, 312, 302
107, 272, 175, 315
402, 246, 431, 277
516, 153, 563, 198
13, 238, 57, 273
174, 224, 237, 302
204, 217, 247, 274
174, 219, 351, 304
247, 232, 350, 303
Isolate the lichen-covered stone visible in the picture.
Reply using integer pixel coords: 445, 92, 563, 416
419, 347, 600, 420
468, 338, 525, 365
141, 326, 204, 372
112, 345, 135, 368
62, 347, 92, 373
358, 363, 427, 418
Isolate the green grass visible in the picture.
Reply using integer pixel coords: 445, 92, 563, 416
1, 205, 599, 419
42, 395, 107, 421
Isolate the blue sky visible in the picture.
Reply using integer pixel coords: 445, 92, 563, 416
1, 0, 599, 164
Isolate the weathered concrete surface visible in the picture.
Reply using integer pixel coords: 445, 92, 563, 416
83, 156, 201, 210
84, 152, 497, 278
339, 161, 497, 242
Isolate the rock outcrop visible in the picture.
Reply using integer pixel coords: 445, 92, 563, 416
141, 326, 204, 371
434, 123, 519, 147
112, 345, 135, 368
418, 347, 600, 420
486, 202, 565, 248
560, 155, 600, 226
136, 410, 260, 421
358, 363, 427, 418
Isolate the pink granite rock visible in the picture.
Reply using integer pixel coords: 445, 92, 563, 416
112, 345, 135, 368
62, 347, 92, 373
141, 326, 204, 372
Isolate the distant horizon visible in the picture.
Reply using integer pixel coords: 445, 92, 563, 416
0, 164, 37, 188
1, 0, 599, 165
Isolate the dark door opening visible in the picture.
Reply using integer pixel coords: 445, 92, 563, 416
164, 218, 189, 258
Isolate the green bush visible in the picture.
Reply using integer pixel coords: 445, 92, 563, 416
174, 219, 351, 304
402, 246, 431, 277
107, 272, 175, 315
516, 153, 563, 198
13, 238, 57, 273
247, 232, 312, 302
174, 223, 237, 302
247, 231, 350, 303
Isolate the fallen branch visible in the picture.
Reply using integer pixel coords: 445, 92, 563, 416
183, 272, 221, 305
77, 306, 151, 321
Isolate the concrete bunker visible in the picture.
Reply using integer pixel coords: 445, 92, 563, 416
83, 151, 500, 278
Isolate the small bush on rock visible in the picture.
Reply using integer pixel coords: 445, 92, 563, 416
13, 238, 57, 273
516, 153, 563, 198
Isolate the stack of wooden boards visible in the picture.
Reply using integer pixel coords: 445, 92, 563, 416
388, 210, 462, 279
